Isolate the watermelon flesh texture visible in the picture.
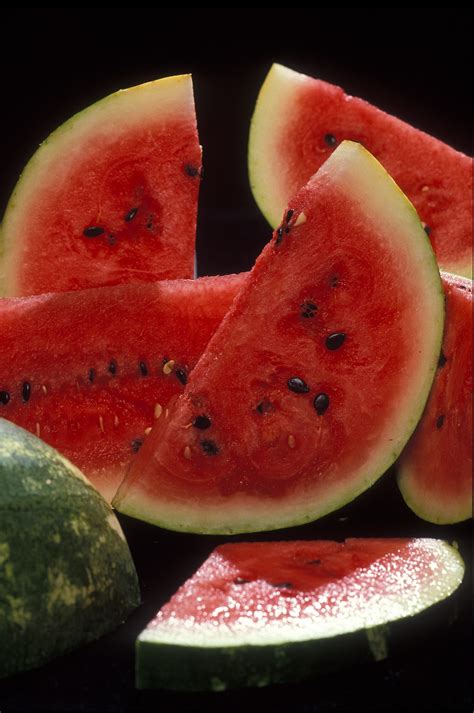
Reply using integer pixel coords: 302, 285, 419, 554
0, 274, 244, 501
136, 538, 464, 690
249, 64, 473, 278
2, 75, 202, 297
114, 142, 444, 533
398, 273, 472, 523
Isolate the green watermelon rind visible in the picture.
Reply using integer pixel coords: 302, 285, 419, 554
1, 74, 196, 297
136, 540, 464, 691
114, 142, 445, 535
0, 419, 140, 679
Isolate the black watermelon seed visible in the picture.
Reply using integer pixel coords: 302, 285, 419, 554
88, 368, 96, 383
233, 577, 250, 585
286, 209, 294, 223
284, 226, 291, 234
314, 393, 330, 415
185, 164, 200, 177
146, 215, 154, 230
438, 351, 448, 368
139, 361, 148, 376
324, 133, 337, 147
272, 581, 293, 589
0, 391, 10, 405
108, 360, 117, 376
83, 226, 105, 238
307, 559, 321, 565
256, 400, 272, 415
201, 439, 219, 456
287, 377, 310, 394
131, 438, 143, 453
124, 207, 139, 222
330, 275, 340, 288
436, 414, 445, 429
276, 227, 284, 245
301, 301, 318, 318
193, 415, 211, 430
175, 368, 187, 386
326, 332, 346, 350
424, 225, 432, 236
22, 382, 31, 403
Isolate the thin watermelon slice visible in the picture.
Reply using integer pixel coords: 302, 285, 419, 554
0, 274, 244, 501
249, 64, 473, 278
113, 142, 444, 533
397, 273, 472, 523
1, 74, 202, 296
136, 539, 465, 690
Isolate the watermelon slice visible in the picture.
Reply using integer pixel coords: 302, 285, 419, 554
398, 273, 472, 523
114, 142, 444, 533
0, 274, 244, 501
249, 64, 473, 278
136, 539, 465, 690
1, 74, 201, 297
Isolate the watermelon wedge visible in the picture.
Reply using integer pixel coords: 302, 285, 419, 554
0, 419, 139, 678
113, 142, 444, 533
0, 274, 244, 501
249, 64, 473, 278
398, 273, 472, 523
136, 539, 465, 690
1, 74, 202, 297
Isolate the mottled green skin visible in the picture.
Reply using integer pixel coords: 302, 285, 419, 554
0, 419, 140, 678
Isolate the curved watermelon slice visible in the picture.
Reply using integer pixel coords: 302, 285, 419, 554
136, 538, 465, 690
398, 273, 472, 523
114, 142, 444, 533
1, 74, 201, 297
0, 274, 244, 501
249, 64, 473, 278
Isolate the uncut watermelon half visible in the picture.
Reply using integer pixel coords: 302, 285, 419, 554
398, 273, 472, 524
249, 64, 473, 278
1, 74, 201, 297
0, 274, 243, 501
136, 539, 465, 691
114, 142, 444, 533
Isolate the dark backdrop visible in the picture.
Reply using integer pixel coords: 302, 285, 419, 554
0, 8, 471, 276
0, 8, 472, 713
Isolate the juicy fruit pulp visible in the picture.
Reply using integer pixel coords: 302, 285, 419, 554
398, 273, 473, 523
114, 142, 444, 533
0, 275, 244, 501
249, 64, 473, 277
0, 419, 140, 678
2, 74, 202, 296
136, 538, 464, 690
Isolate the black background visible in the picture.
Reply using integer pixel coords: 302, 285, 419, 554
0, 7, 472, 713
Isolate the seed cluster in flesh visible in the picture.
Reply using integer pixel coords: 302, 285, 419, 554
0, 353, 188, 455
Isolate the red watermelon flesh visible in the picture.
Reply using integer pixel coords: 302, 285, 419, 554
398, 273, 472, 523
2, 75, 202, 297
114, 142, 444, 533
136, 538, 464, 690
249, 64, 472, 278
0, 274, 244, 501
